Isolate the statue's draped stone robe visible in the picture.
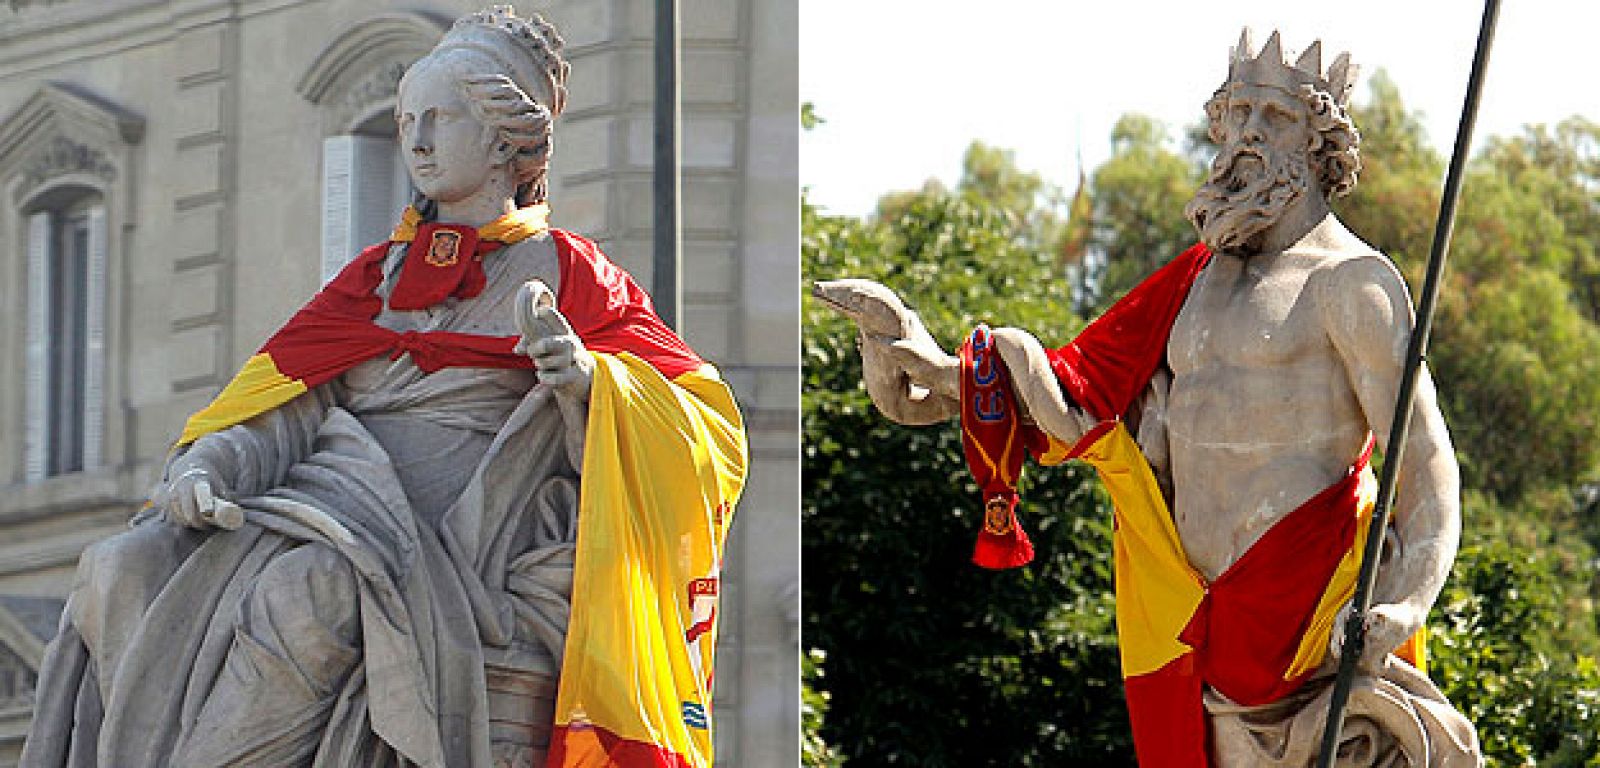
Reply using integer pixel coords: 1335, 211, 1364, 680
24, 237, 578, 767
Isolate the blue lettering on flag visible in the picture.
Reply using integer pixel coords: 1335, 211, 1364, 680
682, 701, 709, 730
974, 391, 1006, 422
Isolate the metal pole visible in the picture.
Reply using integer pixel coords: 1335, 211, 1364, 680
653, 0, 682, 329
1315, 2, 1500, 765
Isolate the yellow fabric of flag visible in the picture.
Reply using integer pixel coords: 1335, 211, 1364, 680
388, 202, 551, 243
1081, 423, 1209, 677
551, 352, 748, 767
178, 353, 306, 445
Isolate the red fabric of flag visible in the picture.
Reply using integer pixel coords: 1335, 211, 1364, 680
388, 222, 505, 311
255, 230, 702, 394
1118, 439, 1373, 767
1048, 242, 1212, 422
551, 230, 703, 380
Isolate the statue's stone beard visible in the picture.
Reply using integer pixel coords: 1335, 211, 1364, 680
1185, 142, 1310, 254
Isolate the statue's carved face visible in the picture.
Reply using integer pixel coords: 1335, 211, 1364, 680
1216, 84, 1313, 160
1185, 84, 1316, 253
396, 54, 501, 204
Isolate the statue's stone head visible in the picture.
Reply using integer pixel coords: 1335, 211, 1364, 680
1185, 30, 1362, 253
397, 5, 570, 209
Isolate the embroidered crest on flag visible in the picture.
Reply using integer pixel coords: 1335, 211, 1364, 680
427, 229, 462, 266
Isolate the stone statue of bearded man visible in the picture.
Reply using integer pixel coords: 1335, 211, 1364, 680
23, 6, 745, 768
818, 30, 1480, 767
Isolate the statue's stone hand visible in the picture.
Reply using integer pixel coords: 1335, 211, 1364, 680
515, 280, 594, 401
812, 278, 958, 425
811, 278, 917, 339
154, 465, 243, 531
1330, 601, 1425, 673
880, 334, 959, 400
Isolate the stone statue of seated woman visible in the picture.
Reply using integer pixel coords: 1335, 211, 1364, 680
22, 7, 746, 767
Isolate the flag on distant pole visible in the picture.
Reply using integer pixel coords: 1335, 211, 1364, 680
1059, 153, 1092, 265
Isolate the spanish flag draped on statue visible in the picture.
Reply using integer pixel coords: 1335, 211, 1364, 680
958, 243, 1420, 767
176, 204, 746, 768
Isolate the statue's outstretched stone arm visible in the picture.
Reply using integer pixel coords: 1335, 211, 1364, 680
812, 279, 958, 425
813, 279, 1100, 440
984, 327, 1100, 447
1320, 253, 1462, 670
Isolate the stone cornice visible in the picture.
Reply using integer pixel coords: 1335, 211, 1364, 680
0, 0, 296, 78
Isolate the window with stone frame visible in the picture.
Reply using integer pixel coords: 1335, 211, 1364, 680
295, 13, 447, 283
0, 83, 140, 486
23, 188, 106, 478
320, 109, 415, 282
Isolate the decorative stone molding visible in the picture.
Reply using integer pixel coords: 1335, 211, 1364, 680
335, 59, 410, 122
0, 646, 32, 711
0, 81, 142, 203
0, 81, 142, 155
5, 0, 75, 13
19, 135, 115, 189
0, 596, 61, 713
296, 11, 450, 133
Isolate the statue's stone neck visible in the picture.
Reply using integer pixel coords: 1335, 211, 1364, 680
1244, 187, 1332, 257
434, 168, 519, 228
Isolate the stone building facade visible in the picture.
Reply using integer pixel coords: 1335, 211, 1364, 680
0, 0, 798, 764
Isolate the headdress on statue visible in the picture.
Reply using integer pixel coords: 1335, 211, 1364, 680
1204, 28, 1363, 199
1224, 29, 1358, 108
434, 5, 570, 119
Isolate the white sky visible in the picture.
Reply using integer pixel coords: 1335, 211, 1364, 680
801, 1, 1600, 216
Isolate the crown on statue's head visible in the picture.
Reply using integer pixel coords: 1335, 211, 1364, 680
435, 5, 570, 115
1226, 29, 1357, 107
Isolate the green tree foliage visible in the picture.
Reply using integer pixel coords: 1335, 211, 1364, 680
1088, 115, 1201, 307
1336, 73, 1600, 501
803, 101, 826, 132
804, 175, 1131, 765
1431, 493, 1600, 765
1338, 76, 1600, 766
803, 649, 846, 768
804, 74, 1600, 766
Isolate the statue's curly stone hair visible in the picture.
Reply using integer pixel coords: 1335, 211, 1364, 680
461, 73, 556, 205
453, 5, 569, 116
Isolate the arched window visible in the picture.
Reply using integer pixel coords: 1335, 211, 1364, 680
0, 83, 140, 484
295, 11, 446, 282
320, 108, 415, 282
